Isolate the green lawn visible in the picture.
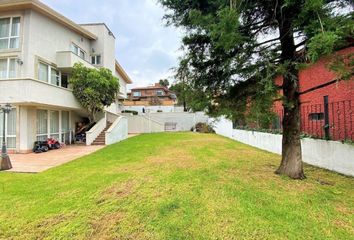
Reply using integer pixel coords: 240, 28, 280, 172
0, 133, 353, 239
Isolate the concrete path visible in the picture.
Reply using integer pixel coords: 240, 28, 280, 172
6, 145, 104, 173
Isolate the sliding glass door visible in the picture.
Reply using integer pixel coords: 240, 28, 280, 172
36, 110, 48, 141
50, 110, 59, 139
36, 109, 71, 143
61, 111, 70, 144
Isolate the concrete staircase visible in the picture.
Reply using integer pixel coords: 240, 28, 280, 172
91, 122, 112, 145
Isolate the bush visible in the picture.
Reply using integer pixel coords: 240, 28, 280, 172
122, 110, 138, 115
192, 122, 215, 133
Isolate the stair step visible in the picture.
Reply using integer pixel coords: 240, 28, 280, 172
91, 122, 113, 146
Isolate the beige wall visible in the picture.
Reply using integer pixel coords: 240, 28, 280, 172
81, 24, 116, 73
1, 6, 131, 152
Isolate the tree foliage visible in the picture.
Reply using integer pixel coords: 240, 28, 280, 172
159, 79, 170, 87
160, 0, 353, 179
70, 63, 119, 123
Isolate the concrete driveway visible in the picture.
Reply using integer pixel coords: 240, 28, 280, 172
6, 145, 104, 173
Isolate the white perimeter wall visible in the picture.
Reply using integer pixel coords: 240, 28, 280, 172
123, 105, 185, 113
211, 117, 354, 177
150, 112, 209, 132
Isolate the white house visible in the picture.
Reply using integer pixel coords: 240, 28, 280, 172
0, 0, 132, 153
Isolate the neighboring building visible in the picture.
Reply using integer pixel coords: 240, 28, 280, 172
273, 46, 354, 141
0, 0, 132, 153
124, 83, 178, 113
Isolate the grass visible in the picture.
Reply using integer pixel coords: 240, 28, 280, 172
0, 132, 353, 239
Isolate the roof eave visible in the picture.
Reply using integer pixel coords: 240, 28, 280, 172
115, 60, 133, 84
0, 0, 97, 40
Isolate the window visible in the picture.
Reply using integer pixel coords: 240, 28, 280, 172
79, 49, 85, 59
36, 110, 71, 143
36, 110, 48, 141
309, 113, 324, 121
71, 43, 85, 60
61, 74, 69, 88
38, 62, 49, 82
61, 111, 70, 144
0, 58, 17, 79
50, 110, 59, 140
133, 91, 141, 97
0, 17, 20, 50
0, 108, 16, 148
91, 55, 101, 65
50, 68, 60, 86
156, 90, 164, 96
38, 62, 64, 87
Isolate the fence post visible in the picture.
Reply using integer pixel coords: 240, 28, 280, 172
323, 96, 330, 140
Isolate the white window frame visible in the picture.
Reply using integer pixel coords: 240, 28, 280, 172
71, 43, 86, 60
0, 16, 21, 50
38, 61, 62, 87
0, 57, 17, 79
91, 54, 101, 65
0, 108, 16, 149
36, 109, 72, 143
156, 90, 164, 96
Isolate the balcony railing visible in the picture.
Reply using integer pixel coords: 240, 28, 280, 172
0, 78, 81, 109
56, 51, 94, 70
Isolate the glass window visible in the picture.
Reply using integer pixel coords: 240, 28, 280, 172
36, 110, 48, 141
71, 43, 85, 60
71, 44, 79, 55
8, 58, 16, 78
309, 113, 324, 121
61, 74, 69, 88
61, 111, 70, 144
0, 58, 7, 78
50, 111, 59, 140
0, 58, 17, 79
156, 90, 164, 96
38, 62, 48, 82
133, 91, 141, 97
0, 17, 20, 50
79, 49, 85, 59
50, 68, 60, 86
0, 108, 16, 148
91, 55, 101, 65
0, 18, 10, 38
11, 17, 20, 36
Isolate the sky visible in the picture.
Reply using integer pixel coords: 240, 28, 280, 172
41, 0, 183, 89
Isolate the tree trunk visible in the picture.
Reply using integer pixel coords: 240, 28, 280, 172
275, 63, 305, 179
183, 100, 187, 112
275, 8, 305, 179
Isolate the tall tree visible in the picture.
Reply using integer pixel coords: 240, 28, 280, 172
160, 0, 353, 179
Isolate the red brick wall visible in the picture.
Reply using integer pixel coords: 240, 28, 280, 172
273, 46, 354, 140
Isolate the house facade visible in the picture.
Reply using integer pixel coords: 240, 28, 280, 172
273, 46, 354, 141
0, 0, 132, 153
124, 83, 178, 113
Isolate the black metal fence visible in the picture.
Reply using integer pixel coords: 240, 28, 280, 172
274, 99, 354, 141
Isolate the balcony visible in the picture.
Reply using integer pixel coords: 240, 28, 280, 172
0, 78, 82, 109
56, 51, 94, 70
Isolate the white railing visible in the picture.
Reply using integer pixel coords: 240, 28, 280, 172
86, 117, 106, 146
105, 116, 128, 145
106, 111, 119, 123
